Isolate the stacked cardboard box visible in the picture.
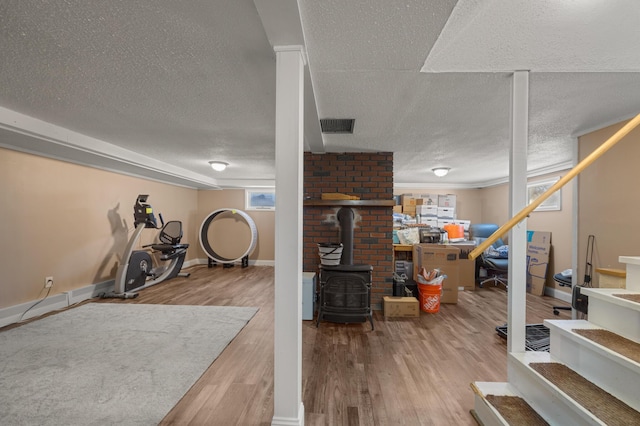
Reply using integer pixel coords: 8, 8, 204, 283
445, 241, 477, 291
400, 194, 416, 216
454, 219, 471, 231
438, 194, 456, 208
416, 204, 438, 226
436, 195, 456, 227
418, 193, 439, 206
397, 195, 473, 236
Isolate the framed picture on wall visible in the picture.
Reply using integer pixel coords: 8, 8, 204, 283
245, 189, 276, 211
527, 177, 561, 211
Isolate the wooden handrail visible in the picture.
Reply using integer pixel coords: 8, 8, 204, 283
468, 112, 640, 260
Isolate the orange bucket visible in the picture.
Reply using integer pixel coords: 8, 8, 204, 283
418, 282, 442, 313
444, 224, 464, 240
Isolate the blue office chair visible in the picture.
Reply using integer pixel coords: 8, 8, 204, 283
468, 223, 509, 289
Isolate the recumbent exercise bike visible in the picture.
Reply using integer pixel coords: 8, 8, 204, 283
103, 194, 190, 299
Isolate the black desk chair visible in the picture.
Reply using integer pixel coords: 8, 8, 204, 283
552, 271, 572, 315
143, 220, 190, 277
468, 223, 509, 289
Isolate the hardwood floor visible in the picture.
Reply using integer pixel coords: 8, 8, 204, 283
49, 265, 573, 424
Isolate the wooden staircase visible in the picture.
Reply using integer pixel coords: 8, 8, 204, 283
471, 256, 640, 425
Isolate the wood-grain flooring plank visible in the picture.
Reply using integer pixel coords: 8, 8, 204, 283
9, 264, 572, 425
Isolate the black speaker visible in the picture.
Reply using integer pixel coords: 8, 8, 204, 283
572, 286, 589, 314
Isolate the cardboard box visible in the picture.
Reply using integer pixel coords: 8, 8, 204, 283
403, 205, 416, 215
437, 207, 455, 219
419, 217, 438, 227
526, 231, 552, 296
417, 193, 439, 206
417, 205, 438, 217
383, 296, 419, 318
393, 205, 403, 213
444, 241, 477, 291
437, 219, 455, 228
454, 219, 471, 231
438, 194, 457, 208
400, 194, 416, 206
413, 245, 459, 303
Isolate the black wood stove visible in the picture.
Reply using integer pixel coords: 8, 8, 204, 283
316, 207, 374, 330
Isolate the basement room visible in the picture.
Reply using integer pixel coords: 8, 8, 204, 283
2, 1, 640, 425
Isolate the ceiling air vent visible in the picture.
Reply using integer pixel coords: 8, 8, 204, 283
320, 118, 355, 134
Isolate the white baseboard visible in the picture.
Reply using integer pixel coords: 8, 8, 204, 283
252, 259, 275, 266
66, 280, 114, 305
271, 402, 304, 426
182, 258, 201, 269
1, 259, 274, 328
0, 293, 69, 328
192, 258, 274, 267
544, 286, 572, 304
0, 280, 116, 328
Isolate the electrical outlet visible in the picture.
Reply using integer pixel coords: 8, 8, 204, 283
45, 276, 54, 288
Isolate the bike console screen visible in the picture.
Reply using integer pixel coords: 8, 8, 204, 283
133, 194, 159, 228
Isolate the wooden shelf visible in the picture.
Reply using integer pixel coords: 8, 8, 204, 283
595, 268, 626, 278
303, 199, 395, 207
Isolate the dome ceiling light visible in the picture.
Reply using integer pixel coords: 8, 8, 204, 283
432, 167, 450, 177
209, 161, 229, 172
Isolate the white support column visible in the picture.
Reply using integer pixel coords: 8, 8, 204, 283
272, 45, 305, 426
571, 137, 579, 319
507, 70, 529, 355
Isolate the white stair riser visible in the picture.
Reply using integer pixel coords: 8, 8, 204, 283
588, 299, 640, 342
622, 259, 640, 291
508, 356, 604, 426
471, 252, 640, 426
550, 332, 640, 411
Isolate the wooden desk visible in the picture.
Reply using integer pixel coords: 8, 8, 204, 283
393, 244, 414, 261
393, 244, 414, 253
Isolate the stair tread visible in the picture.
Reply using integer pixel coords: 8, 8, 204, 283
484, 395, 549, 426
612, 292, 640, 304
530, 362, 640, 426
573, 328, 640, 364
580, 288, 640, 310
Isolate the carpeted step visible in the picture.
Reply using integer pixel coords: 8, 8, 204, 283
530, 362, 640, 426
613, 292, 640, 303
573, 328, 640, 364
484, 395, 549, 426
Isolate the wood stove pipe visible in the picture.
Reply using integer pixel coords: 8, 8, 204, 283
337, 207, 355, 265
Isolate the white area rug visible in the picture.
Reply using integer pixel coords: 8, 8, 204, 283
0, 303, 258, 425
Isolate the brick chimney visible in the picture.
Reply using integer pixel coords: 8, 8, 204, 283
303, 152, 394, 308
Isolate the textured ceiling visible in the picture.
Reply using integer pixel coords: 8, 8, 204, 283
1, 0, 640, 189
423, 0, 640, 73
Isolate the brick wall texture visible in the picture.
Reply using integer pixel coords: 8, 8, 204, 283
304, 152, 394, 308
